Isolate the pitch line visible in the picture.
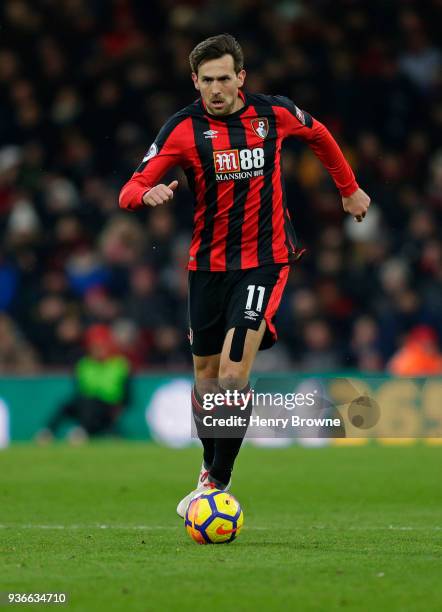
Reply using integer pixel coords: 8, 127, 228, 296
0, 524, 441, 531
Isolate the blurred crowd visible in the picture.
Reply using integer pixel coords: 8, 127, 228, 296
0, 0, 441, 374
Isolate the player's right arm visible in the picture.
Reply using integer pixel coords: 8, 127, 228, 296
119, 113, 189, 210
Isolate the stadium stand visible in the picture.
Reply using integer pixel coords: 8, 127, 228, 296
0, 0, 440, 372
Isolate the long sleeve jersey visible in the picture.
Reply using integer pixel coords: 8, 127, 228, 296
119, 92, 358, 271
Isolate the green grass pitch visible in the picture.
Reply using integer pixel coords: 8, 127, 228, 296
1, 442, 441, 611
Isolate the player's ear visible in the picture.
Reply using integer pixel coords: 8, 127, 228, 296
191, 72, 200, 91
237, 69, 246, 87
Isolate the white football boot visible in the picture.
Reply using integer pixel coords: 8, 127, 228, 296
176, 463, 231, 518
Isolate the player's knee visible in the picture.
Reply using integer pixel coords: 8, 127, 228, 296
218, 367, 249, 391
194, 357, 219, 381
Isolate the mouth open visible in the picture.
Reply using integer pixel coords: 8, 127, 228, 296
211, 100, 225, 109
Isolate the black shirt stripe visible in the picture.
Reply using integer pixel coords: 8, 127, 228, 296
191, 115, 218, 269
256, 106, 277, 266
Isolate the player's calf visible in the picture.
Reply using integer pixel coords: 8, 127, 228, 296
208, 382, 252, 487
191, 385, 215, 469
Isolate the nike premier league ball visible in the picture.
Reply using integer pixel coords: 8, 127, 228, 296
185, 490, 244, 544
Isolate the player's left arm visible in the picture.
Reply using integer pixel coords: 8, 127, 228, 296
276, 99, 370, 222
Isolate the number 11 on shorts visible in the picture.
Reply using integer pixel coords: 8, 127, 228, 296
245, 285, 265, 312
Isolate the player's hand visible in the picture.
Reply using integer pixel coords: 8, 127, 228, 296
342, 187, 371, 222
142, 180, 178, 207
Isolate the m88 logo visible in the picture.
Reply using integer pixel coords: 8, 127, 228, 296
213, 148, 265, 173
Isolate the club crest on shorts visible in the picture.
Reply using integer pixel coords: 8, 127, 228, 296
251, 118, 269, 139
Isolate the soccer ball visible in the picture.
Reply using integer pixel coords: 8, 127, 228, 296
184, 489, 244, 544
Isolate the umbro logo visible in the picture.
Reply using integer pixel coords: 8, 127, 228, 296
244, 310, 259, 321
203, 130, 218, 139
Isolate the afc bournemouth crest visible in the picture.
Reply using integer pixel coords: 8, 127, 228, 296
251, 117, 269, 139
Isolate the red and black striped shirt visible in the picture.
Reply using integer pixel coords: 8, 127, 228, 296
119, 92, 359, 271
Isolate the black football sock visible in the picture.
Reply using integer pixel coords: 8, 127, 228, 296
210, 384, 252, 486
192, 385, 215, 469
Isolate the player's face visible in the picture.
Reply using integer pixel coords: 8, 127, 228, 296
192, 54, 246, 116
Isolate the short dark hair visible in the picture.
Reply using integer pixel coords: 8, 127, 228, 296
189, 34, 244, 74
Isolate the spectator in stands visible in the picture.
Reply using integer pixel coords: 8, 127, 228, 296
0, 313, 39, 373
388, 325, 442, 376
36, 324, 131, 443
